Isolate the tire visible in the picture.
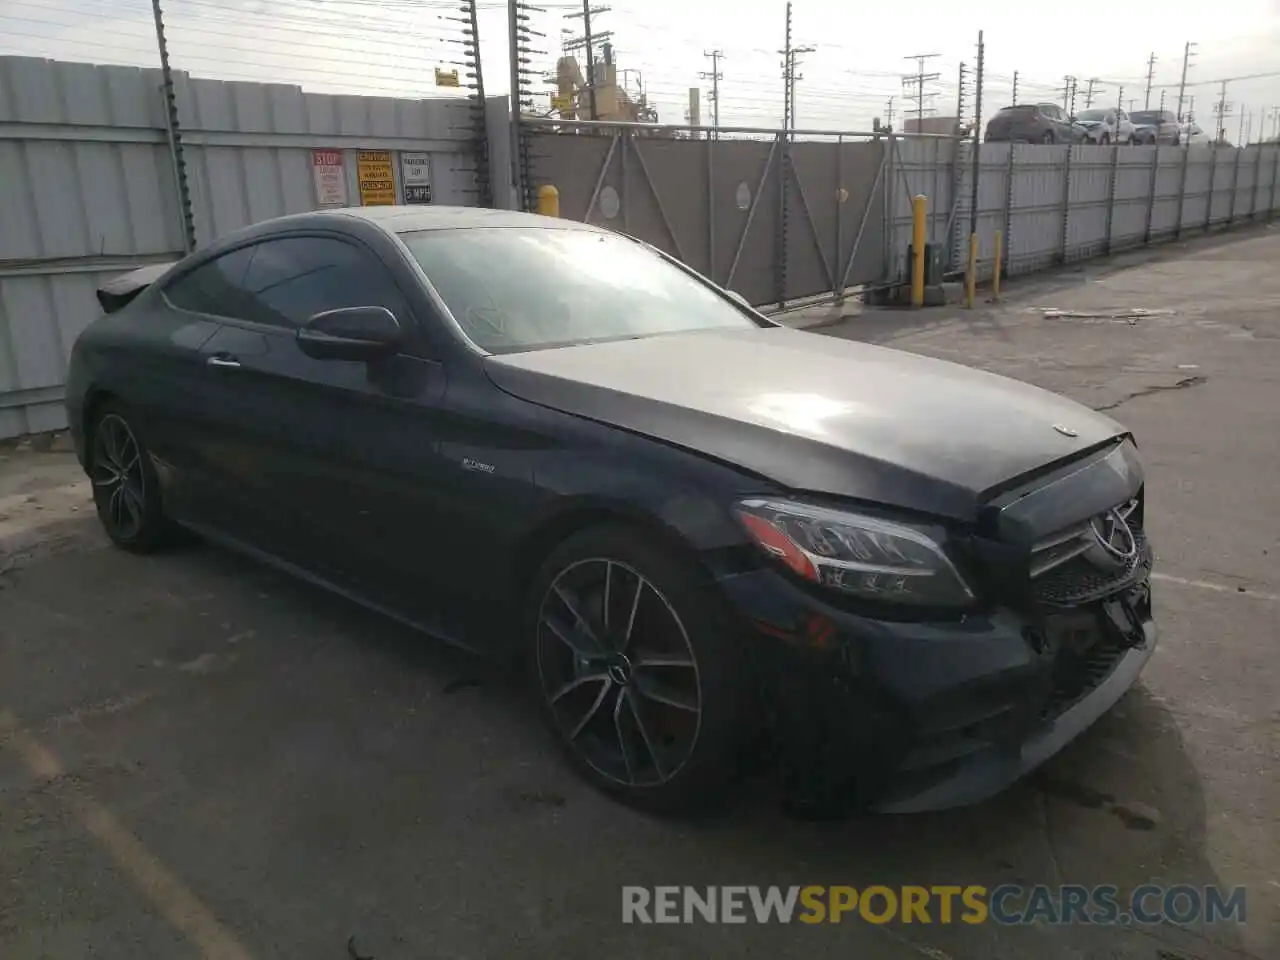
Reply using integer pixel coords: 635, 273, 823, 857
86, 401, 172, 553
524, 524, 751, 814
1042, 131, 1055, 144
1100, 133, 1111, 145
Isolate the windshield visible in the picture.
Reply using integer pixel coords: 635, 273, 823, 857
400, 227, 760, 353
1077, 109, 1109, 122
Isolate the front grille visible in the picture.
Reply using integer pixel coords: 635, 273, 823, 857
1028, 497, 1149, 606
1033, 528, 1151, 605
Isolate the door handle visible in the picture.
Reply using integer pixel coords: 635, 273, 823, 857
206, 355, 241, 369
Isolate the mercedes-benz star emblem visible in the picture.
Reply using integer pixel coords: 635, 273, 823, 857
1085, 507, 1138, 570
1053, 424, 1079, 437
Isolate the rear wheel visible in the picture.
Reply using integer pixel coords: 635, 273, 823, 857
525, 525, 751, 813
87, 402, 171, 552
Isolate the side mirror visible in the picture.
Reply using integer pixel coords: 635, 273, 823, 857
725, 289, 751, 309
297, 306, 402, 361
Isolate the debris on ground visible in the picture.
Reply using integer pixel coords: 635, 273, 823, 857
1037, 307, 1177, 324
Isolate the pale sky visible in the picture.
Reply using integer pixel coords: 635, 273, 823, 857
4, 0, 1280, 141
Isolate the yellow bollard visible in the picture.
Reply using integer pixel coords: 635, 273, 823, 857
537, 184, 560, 217
965, 233, 978, 309
910, 195, 928, 307
992, 229, 1003, 301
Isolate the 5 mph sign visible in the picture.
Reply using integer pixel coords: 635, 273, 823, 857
400, 152, 433, 204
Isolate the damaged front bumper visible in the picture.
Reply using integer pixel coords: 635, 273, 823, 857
719, 566, 1156, 815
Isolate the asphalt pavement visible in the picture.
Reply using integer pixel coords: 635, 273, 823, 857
1, 225, 1277, 960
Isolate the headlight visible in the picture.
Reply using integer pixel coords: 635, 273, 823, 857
735, 498, 974, 607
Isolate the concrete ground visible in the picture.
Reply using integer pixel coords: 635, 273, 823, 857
2, 226, 1277, 960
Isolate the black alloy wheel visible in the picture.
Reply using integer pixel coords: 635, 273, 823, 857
88, 404, 170, 552
527, 526, 749, 812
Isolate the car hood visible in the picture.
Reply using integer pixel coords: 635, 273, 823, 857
483, 327, 1126, 521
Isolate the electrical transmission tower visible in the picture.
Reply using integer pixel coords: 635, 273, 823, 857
700, 49, 723, 139
563, 3, 611, 121
1176, 41, 1197, 123
1144, 52, 1157, 110
902, 52, 941, 130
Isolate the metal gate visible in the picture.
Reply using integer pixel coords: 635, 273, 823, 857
521, 119, 903, 308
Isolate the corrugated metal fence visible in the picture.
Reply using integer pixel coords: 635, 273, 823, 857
0, 55, 479, 438
955, 141, 1280, 278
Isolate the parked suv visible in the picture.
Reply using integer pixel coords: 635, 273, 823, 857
985, 103, 1078, 143
1129, 109, 1180, 145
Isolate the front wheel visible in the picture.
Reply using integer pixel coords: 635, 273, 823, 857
525, 525, 751, 814
87, 402, 171, 552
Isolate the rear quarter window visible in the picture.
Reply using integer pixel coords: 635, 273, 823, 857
163, 247, 256, 317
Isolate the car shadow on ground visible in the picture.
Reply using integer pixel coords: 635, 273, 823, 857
166, 536, 1245, 959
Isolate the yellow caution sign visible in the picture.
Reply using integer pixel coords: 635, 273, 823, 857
356, 150, 395, 206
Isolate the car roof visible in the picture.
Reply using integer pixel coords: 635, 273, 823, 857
270, 205, 603, 234
186, 205, 610, 268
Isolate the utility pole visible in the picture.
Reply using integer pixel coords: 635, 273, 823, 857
1144, 52, 1157, 110
1084, 77, 1099, 108
970, 30, 984, 237
563, 3, 610, 121
956, 62, 968, 131
1117, 85, 1124, 111
1159, 88, 1167, 115
778, 4, 814, 135
1069, 77, 1078, 118
700, 49, 723, 139
1062, 75, 1075, 112
1187, 94, 1196, 125
1214, 80, 1231, 143
1011, 70, 1019, 106
1238, 108, 1247, 146
903, 52, 941, 130
790, 43, 815, 131
1176, 41, 1197, 123
780, 1, 792, 135
885, 95, 895, 130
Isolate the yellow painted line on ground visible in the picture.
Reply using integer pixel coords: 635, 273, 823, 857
1151, 572, 1280, 604
0, 710, 252, 960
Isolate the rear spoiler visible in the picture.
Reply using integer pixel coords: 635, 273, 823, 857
96, 262, 176, 314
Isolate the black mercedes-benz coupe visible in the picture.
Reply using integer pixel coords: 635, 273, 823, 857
66, 206, 1155, 814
